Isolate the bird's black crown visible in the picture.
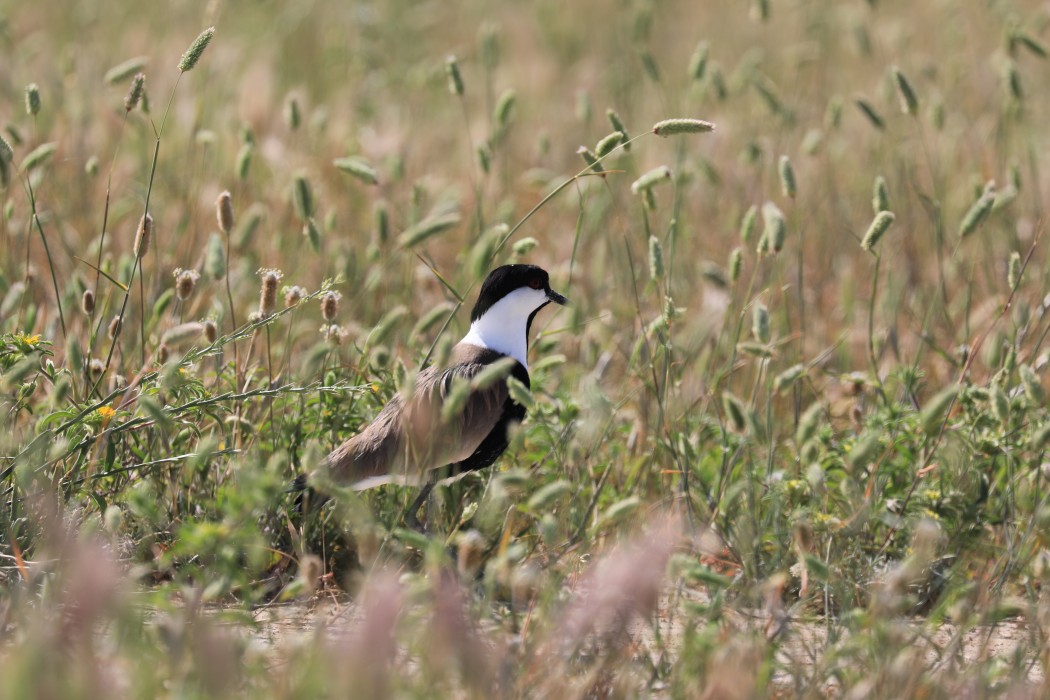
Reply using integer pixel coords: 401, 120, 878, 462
470, 264, 552, 322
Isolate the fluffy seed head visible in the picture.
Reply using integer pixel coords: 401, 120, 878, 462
334, 156, 379, 186
320, 290, 341, 322
494, 89, 516, 130
729, 247, 743, 283
89, 358, 106, 376
236, 144, 253, 180
689, 41, 710, 81
631, 165, 672, 194
760, 202, 786, 254
872, 176, 890, 214
445, 55, 464, 96
216, 190, 234, 233
0, 134, 13, 164
752, 302, 771, 344
595, 131, 624, 158
178, 27, 215, 72
25, 84, 41, 116
606, 109, 632, 151
722, 392, 747, 432
648, 236, 664, 280
284, 285, 307, 308
81, 289, 95, 315
959, 187, 995, 238
105, 56, 148, 84
861, 211, 896, 252
652, 118, 715, 136
1008, 251, 1021, 289
108, 315, 122, 340
778, 155, 796, 199
292, 173, 313, 220
124, 73, 145, 112
162, 322, 205, 346
133, 214, 153, 259
157, 343, 170, 364
740, 205, 758, 245
374, 201, 389, 244
892, 66, 919, 115
257, 268, 283, 317
284, 94, 301, 130
321, 323, 345, 345
577, 146, 604, 174
203, 319, 218, 343
173, 268, 201, 301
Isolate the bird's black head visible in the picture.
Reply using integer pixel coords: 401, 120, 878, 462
470, 264, 568, 322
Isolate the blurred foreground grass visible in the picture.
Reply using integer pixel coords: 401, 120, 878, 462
4, 0, 1050, 695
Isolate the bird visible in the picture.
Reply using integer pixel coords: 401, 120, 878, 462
307, 264, 568, 528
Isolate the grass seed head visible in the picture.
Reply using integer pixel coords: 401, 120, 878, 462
740, 204, 758, 245
334, 156, 379, 186
861, 211, 896, 252
284, 94, 301, 130
722, 392, 747, 432
752, 301, 771, 344
872, 175, 890, 213
652, 118, 716, 136
25, 84, 41, 116
631, 165, 671, 193
178, 27, 215, 72
761, 201, 786, 254
648, 236, 664, 281
81, 289, 95, 315
728, 247, 743, 282
606, 109, 631, 151
494, 89, 516, 130
108, 316, 122, 340
85, 157, 99, 176
320, 290, 341, 322
105, 56, 148, 84
778, 155, 796, 199
89, 358, 106, 377
216, 191, 234, 233
854, 98, 884, 130
1008, 251, 1021, 289
203, 319, 218, 343
576, 146, 604, 174
235, 144, 253, 180
173, 268, 200, 301
303, 218, 321, 252
124, 73, 145, 112
0, 134, 13, 164
133, 214, 153, 259
891, 66, 919, 115
595, 131, 624, 158
689, 41, 710, 81
374, 200, 389, 244
257, 268, 283, 317
162, 322, 205, 346
292, 173, 313, 220
959, 186, 995, 237
445, 55, 465, 96
283, 285, 306, 308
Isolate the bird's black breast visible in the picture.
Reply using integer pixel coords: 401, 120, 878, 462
452, 355, 530, 476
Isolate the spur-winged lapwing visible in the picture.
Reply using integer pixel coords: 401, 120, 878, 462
310, 264, 567, 527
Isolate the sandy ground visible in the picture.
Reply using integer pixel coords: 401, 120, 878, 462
227, 583, 1044, 694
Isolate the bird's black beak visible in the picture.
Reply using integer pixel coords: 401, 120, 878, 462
546, 288, 569, 306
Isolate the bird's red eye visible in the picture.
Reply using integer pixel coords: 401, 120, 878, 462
529, 277, 543, 289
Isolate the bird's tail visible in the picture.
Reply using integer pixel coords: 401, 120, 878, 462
286, 473, 330, 513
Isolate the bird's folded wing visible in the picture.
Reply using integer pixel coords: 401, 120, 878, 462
321, 360, 511, 489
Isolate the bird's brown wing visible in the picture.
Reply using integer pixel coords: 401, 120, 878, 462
321, 351, 511, 489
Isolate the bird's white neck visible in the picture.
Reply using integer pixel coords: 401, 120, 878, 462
460, 317, 529, 369
459, 287, 549, 369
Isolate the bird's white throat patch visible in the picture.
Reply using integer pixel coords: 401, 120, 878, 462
459, 286, 549, 369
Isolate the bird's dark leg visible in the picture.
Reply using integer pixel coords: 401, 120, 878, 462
404, 481, 435, 533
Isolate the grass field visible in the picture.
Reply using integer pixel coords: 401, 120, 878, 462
4, 0, 1050, 696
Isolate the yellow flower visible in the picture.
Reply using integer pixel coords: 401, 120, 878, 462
14, 332, 41, 347
96, 406, 116, 425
